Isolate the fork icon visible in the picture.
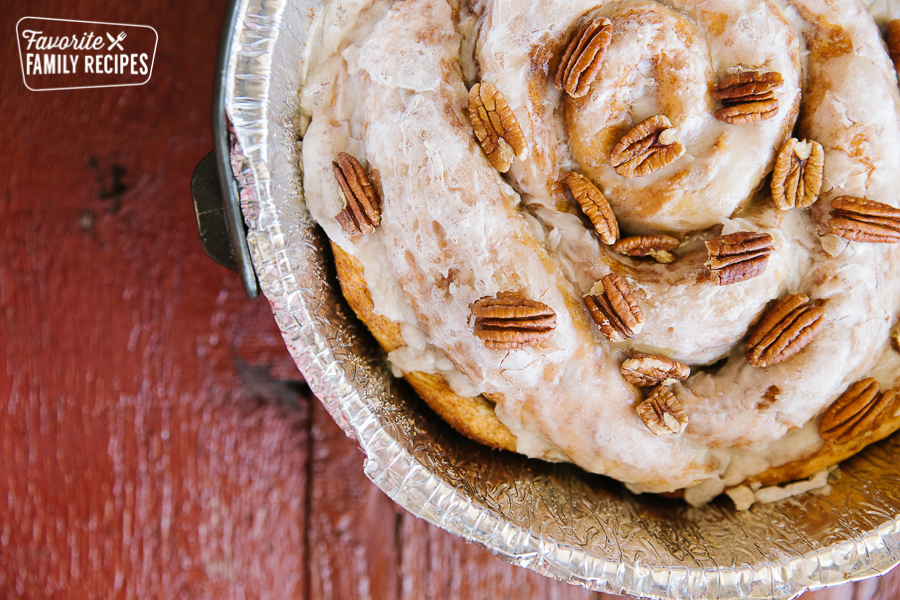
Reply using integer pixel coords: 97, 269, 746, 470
106, 32, 127, 51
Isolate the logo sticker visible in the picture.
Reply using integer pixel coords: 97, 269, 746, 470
16, 17, 158, 91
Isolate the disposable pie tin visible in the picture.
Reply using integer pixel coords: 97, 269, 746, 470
224, 0, 900, 596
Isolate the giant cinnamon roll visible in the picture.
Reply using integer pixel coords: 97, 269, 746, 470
300, 0, 900, 503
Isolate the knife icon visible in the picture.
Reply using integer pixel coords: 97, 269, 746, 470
106, 32, 127, 51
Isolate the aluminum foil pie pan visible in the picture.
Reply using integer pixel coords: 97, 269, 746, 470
223, 0, 900, 596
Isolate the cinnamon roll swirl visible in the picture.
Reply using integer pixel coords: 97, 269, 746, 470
300, 0, 900, 502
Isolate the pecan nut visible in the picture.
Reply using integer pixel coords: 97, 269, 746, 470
612, 235, 680, 264
819, 379, 900, 445
468, 83, 528, 173
713, 70, 783, 124
554, 16, 612, 98
745, 293, 826, 368
705, 231, 775, 285
771, 138, 824, 210
892, 320, 900, 353
715, 100, 780, 125
472, 294, 556, 350
333, 152, 382, 237
637, 387, 688, 436
828, 196, 900, 243
621, 354, 690, 387
610, 115, 685, 178
584, 273, 644, 342
564, 172, 619, 245
887, 20, 900, 73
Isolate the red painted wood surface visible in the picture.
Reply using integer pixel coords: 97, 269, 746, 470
0, 1, 898, 599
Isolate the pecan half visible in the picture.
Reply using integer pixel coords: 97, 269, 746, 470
610, 115, 685, 178
887, 20, 900, 73
771, 138, 824, 210
612, 235, 680, 264
637, 387, 688, 436
820, 379, 900, 445
705, 231, 775, 285
468, 83, 528, 173
472, 294, 556, 350
745, 293, 826, 367
715, 101, 779, 125
333, 152, 382, 237
584, 274, 644, 342
828, 196, 900, 243
554, 16, 612, 98
713, 70, 783, 124
564, 172, 619, 245
892, 321, 900, 353
621, 353, 690, 387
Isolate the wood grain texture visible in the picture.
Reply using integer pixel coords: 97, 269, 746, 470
0, 0, 896, 599
0, 1, 310, 598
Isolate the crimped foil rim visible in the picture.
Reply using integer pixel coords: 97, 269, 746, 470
223, 0, 900, 597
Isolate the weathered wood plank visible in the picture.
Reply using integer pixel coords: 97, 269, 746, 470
0, 0, 312, 598
307, 401, 401, 600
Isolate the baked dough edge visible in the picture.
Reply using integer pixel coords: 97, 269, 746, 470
331, 241, 900, 491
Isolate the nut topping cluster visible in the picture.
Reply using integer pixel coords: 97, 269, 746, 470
637, 387, 688, 437
584, 274, 644, 342
564, 172, 618, 245
705, 231, 775, 286
745, 294, 826, 368
828, 196, 900, 243
613, 235, 680, 264
468, 83, 528, 173
621, 354, 690, 387
472, 294, 556, 350
820, 379, 900, 445
771, 138, 824, 210
554, 17, 612, 98
328, 18, 900, 469
332, 152, 382, 237
713, 70, 783, 124
610, 115, 685, 178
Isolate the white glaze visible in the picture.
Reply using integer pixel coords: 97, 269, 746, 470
300, 0, 900, 495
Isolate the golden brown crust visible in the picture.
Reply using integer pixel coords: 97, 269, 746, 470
334, 240, 900, 489
669, 408, 900, 502
403, 372, 516, 451
331, 242, 516, 451
746, 408, 900, 488
332, 241, 405, 352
